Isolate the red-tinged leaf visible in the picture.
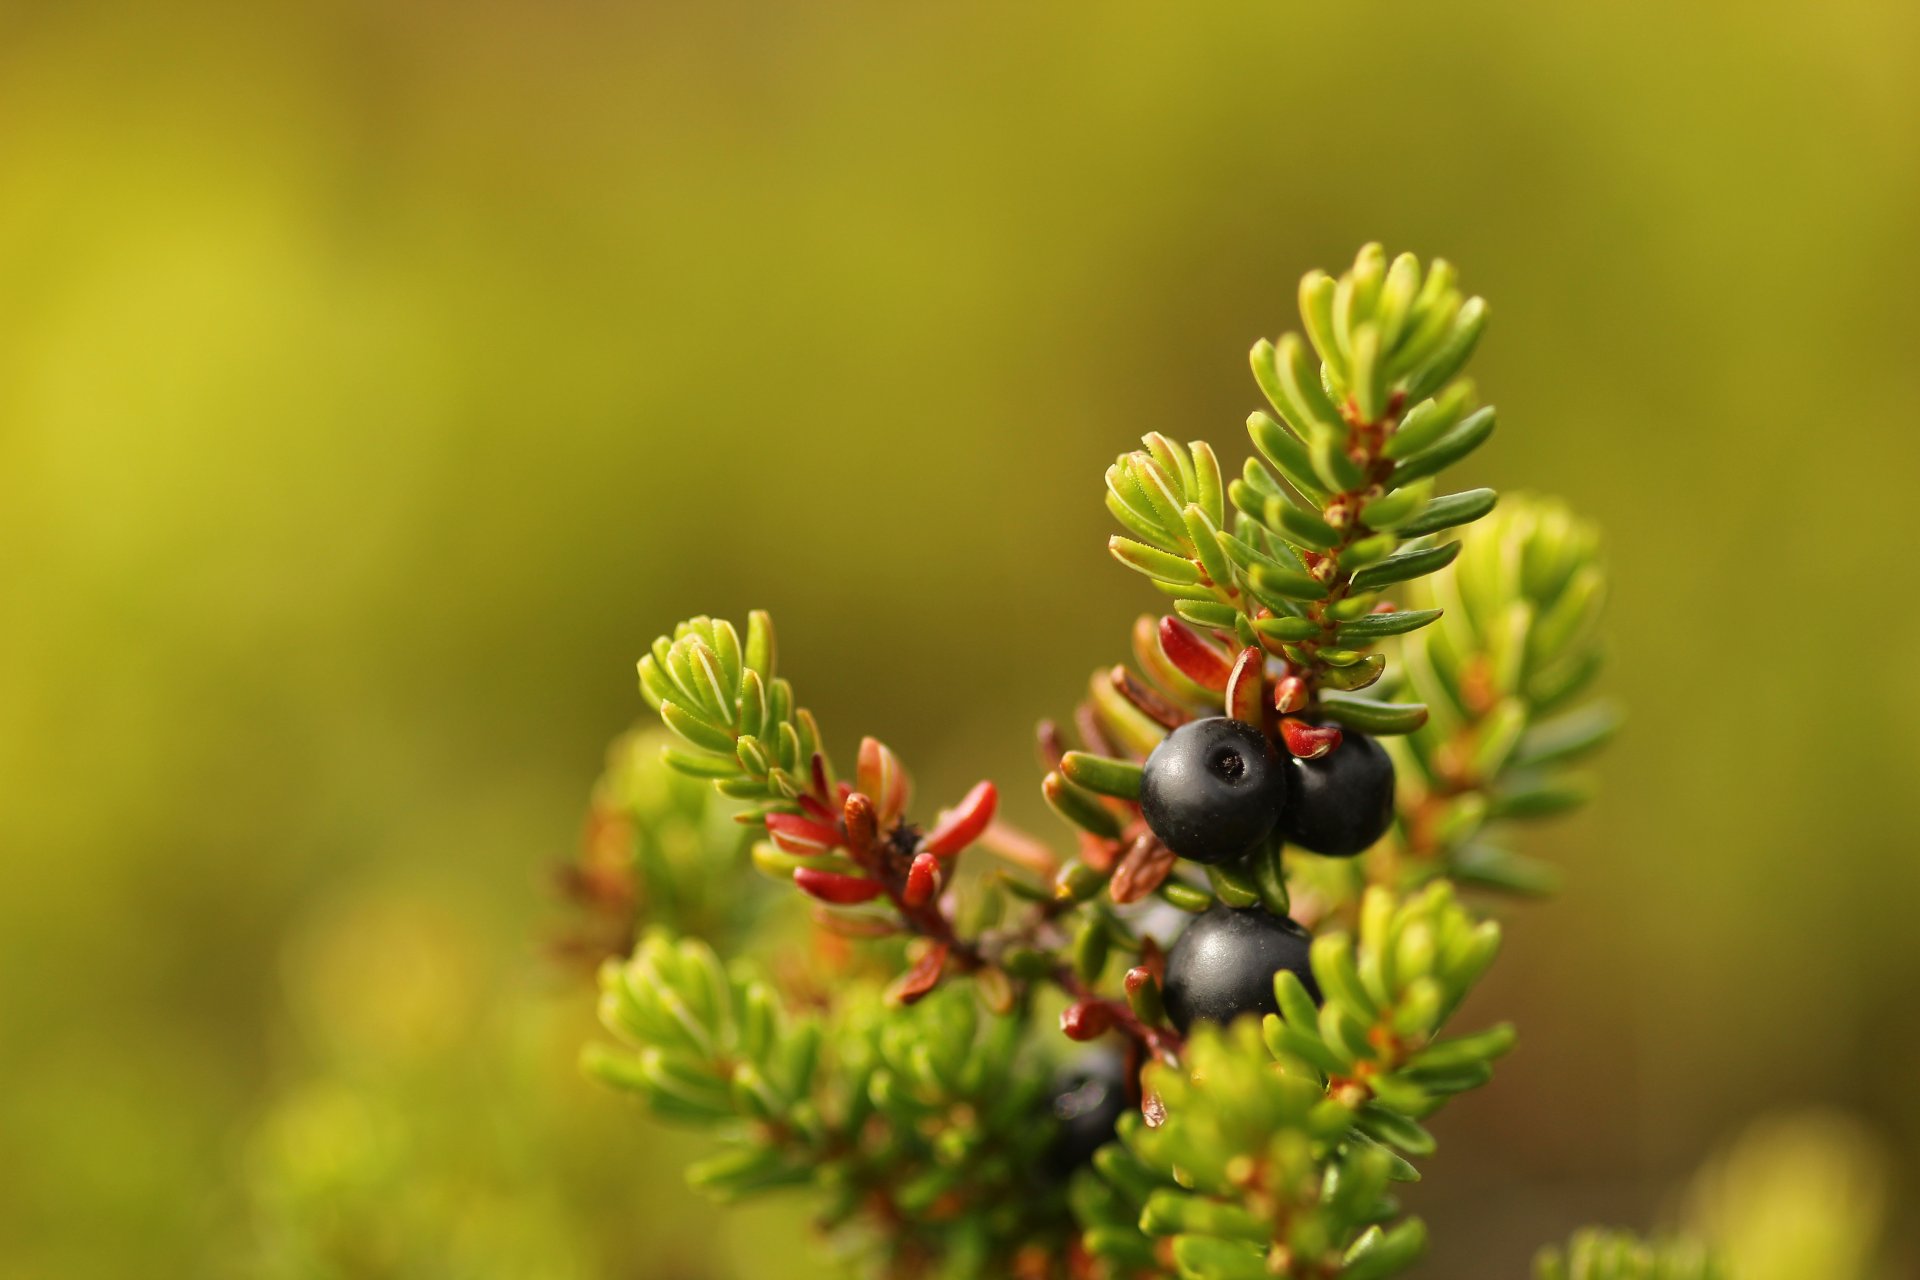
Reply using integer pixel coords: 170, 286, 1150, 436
1071, 702, 1116, 759
902, 851, 942, 907
842, 791, 878, 862
1157, 616, 1233, 692
1273, 675, 1310, 715
856, 737, 912, 825
1108, 665, 1188, 730
977, 821, 1061, 877
1280, 717, 1342, 760
1035, 719, 1069, 768
1224, 646, 1265, 725
921, 780, 999, 858
1124, 966, 1168, 1025
765, 812, 841, 857
793, 866, 883, 904
1108, 833, 1177, 904
1079, 830, 1122, 873
1060, 1000, 1116, 1041
810, 752, 832, 801
797, 793, 837, 824
888, 941, 949, 1006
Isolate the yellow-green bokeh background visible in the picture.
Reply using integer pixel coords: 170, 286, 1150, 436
4, 1, 1917, 1275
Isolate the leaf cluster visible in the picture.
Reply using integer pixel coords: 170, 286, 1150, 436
1105, 246, 1501, 729
1075, 884, 1514, 1280
586, 930, 1072, 1275
1385, 495, 1618, 895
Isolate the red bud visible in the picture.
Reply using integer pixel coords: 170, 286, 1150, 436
842, 791, 878, 861
765, 812, 841, 857
1157, 616, 1233, 691
902, 851, 942, 907
887, 941, 949, 1006
1223, 646, 1265, 725
1108, 833, 1176, 905
1280, 718, 1342, 760
856, 737, 912, 825
1109, 665, 1187, 730
793, 867, 883, 905
921, 780, 998, 858
1272, 675, 1310, 715
1059, 1000, 1116, 1041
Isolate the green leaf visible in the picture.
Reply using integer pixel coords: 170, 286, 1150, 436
1279, 331, 1345, 427
1351, 541, 1462, 590
1061, 751, 1146, 800
1266, 494, 1342, 549
1171, 1234, 1269, 1280
1488, 773, 1597, 819
1045, 771, 1125, 838
1316, 693, 1428, 735
1391, 407, 1496, 488
1255, 614, 1322, 642
1340, 1217, 1427, 1280
1192, 441, 1227, 527
1299, 270, 1345, 385
1358, 480, 1431, 532
1112, 536, 1201, 584
1319, 654, 1386, 691
1246, 412, 1329, 501
661, 700, 738, 755
1336, 609, 1442, 641
1398, 487, 1497, 539
1514, 702, 1623, 768
1176, 599, 1241, 628
1403, 294, 1487, 401
1205, 860, 1261, 909
1311, 433, 1367, 491
1382, 388, 1468, 461
1350, 322, 1386, 423
1355, 1104, 1436, 1157
1251, 562, 1331, 603
1449, 843, 1561, 896
1337, 533, 1398, 571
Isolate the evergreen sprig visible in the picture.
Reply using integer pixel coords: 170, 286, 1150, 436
1385, 495, 1618, 897
571, 247, 1706, 1280
1104, 244, 1498, 736
587, 929, 1073, 1273
1072, 884, 1511, 1279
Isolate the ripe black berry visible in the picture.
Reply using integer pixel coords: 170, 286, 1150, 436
1042, 1052, 1129, 1177
1139, 718, 1286, 865
1279, 728, 1396, 858
1161, 903, 1319, 1033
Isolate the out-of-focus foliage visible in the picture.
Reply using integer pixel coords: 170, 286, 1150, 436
1685, 1112, 1892, 1280
4, 0, 1920, 1276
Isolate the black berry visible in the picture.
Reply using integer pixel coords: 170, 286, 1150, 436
1279, 729, 1396, 858
1162, 903, 1319, 1033
1042, 1051, 1129, 1177
1139, 718, 1286, 865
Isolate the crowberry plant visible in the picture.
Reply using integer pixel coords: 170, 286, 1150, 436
575, 246, 1695, 1278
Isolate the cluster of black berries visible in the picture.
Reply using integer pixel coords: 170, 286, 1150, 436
1142, 716, 1395, 1033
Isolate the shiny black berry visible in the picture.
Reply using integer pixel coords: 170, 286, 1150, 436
1162, 903, 1319, 1033
1279, 729, 1396, 858
1139, 718, 1286, 865
1042, 1052, 1129, 1177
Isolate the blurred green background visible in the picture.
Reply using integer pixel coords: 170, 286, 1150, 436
3, 0, 1917, 1275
